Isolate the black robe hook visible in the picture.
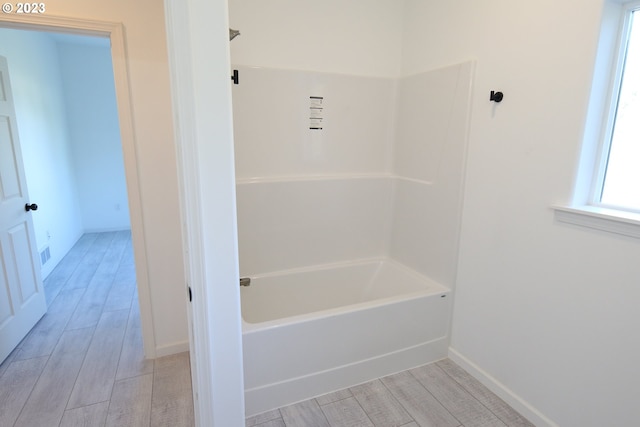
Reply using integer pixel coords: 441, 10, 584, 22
490, 91, 504, 103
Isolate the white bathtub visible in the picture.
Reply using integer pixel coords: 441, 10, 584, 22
241, 258, 452, 416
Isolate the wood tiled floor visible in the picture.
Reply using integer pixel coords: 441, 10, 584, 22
1, 231, 533, 427
0, 231, 194, 427
247, 360, 535, 427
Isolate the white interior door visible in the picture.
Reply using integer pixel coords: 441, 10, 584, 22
0, 55, 47, 364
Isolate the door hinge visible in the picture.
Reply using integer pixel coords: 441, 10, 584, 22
188, 286, 192, 302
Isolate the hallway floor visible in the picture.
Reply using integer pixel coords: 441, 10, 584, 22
0, 231, 193, 427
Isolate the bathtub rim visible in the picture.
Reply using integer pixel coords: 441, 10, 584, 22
241, 257, 450, 333
235, 172, 434, 186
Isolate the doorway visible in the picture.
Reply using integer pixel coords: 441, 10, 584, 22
0, 18, 156, 359
0, 14, 200, 426
0, 29, 130, 279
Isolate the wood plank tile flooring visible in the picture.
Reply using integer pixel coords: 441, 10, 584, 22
249, 361, 535, 427
1, 231, 534, 427
0, 231, 194, 427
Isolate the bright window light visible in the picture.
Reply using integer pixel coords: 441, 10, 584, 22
600, 7, 640, 212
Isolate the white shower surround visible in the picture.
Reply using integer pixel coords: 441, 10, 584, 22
232, 61, 473, 415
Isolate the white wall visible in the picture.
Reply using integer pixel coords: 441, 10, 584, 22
57, 40, 130, 232
2, 0, 189, 354
0, 28, 84, 279
401, 1, 640, 426
228, 0, 404, 78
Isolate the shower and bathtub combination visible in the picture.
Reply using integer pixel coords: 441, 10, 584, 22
232, 62, 474, 416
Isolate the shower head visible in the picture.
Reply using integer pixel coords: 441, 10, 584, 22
229, 28, 240, 41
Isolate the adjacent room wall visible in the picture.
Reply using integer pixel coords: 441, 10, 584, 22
57, 40, 130, 233
0, 28, 84, 279
402, 1, 639, 426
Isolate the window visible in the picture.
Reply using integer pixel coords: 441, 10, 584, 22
598, 3, 640, 212
554, 1, 640, 237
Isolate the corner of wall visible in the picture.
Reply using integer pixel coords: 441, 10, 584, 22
448, 348, 559, 427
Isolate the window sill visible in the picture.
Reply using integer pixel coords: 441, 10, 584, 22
553, 205, 640, 238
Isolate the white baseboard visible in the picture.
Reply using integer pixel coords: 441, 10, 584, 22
155, 341, 190, 358
448, 348, 558, 427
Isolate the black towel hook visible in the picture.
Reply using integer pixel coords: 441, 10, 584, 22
490, 91, 504, 103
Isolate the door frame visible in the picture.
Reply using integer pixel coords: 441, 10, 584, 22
163, 0, 246, 425
0, 14, 157, 357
